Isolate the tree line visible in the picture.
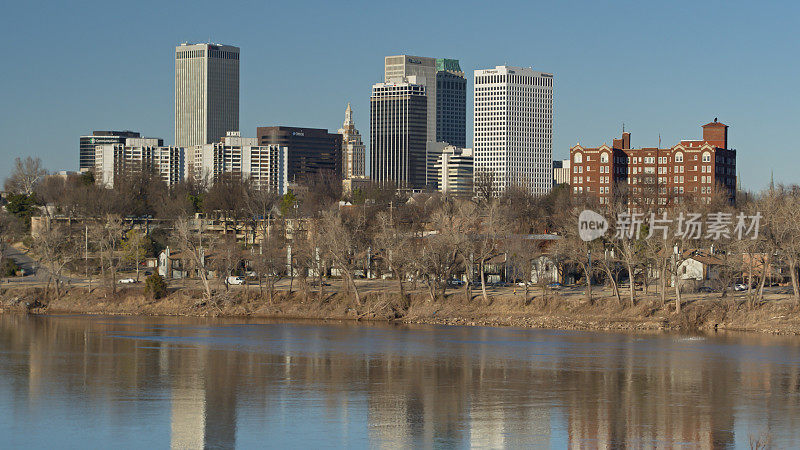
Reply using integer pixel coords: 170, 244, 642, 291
2, 156, 799, 314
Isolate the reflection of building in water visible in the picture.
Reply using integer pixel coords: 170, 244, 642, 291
169, 345, 239, 449
171, 384, 206, 449
564, 340, 736, 449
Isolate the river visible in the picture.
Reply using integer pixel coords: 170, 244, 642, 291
0, 314, 799, 448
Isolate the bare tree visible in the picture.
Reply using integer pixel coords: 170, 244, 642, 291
91, 215, 124, 293
374, 210, 414, 300
122, 229, 148, 282
319, 208, 366, 306
33, 224, 78, 300
5, 156, 47, 195
173, 216, 215, 300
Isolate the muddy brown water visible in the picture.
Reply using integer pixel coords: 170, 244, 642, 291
1, 314, 799, 448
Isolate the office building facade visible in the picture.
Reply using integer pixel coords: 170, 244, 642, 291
175, 43, 239, 147
338, 103, 366, 179
385, 55, 437, 144
435, 59, 467, 147
79, 131, 150, 171
370, 81, 428, 189
256, 126, 342, 182
188, 131, 288, 194
474, 66, 554, 196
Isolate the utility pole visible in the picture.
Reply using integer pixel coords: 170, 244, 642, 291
85, 224, 90, 290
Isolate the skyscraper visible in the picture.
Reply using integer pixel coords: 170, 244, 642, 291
338, 103, 366, 179
384, 55, 437, 144
370, 80, 428, 189
474, 66, 553, 196
175, 43, 239, 147
435, 59, 467, 148
383, 55, 466, 186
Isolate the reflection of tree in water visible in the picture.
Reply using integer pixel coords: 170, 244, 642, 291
2, 316, 800, 447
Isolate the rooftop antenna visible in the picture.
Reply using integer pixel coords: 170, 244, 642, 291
658, 133, 661, 148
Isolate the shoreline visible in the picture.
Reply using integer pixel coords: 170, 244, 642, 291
2, 285, 800, 335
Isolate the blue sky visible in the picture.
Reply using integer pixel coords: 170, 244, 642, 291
0, 0, 796, 191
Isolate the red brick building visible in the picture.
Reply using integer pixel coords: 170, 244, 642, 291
569, 121, 736, 208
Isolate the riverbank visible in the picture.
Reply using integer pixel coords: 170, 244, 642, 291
1, 284, 800, 334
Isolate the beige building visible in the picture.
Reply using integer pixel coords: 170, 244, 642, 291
338, 103, 366, 179
175, 43, 239, 147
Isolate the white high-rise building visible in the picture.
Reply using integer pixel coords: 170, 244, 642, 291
175, 43, 239, 148
473, 66, 553, 196
338, 103, 366, 179
95, 138, 185, 188
188, 131, 288, 194
435, 145, 474, 196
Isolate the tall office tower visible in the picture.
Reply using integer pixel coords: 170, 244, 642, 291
175, 43, 239, 147
338, 103, 366, 179
94, 138, 184, 188
384, 55, 437, 144
370, 80, 428, 189
79, 131, 149, 171
188, 131, 288, 194
474, 66, 554, 196
256, 126, 342, 182
435, 59, 467, 147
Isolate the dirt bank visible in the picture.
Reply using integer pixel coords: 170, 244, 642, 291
2, 285, 800, 335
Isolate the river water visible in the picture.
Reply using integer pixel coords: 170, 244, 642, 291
1, 315, 799, 448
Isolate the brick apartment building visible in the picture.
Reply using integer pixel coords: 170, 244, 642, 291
569, 120, 736, 208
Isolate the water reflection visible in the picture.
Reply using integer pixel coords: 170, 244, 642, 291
1, 315, 800, 448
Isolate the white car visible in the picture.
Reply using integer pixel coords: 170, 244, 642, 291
734, 283, 748, 291
227, 276, 245, 285
118, 278, 136, 284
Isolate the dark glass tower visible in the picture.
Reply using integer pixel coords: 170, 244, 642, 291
435, 59, 467, 148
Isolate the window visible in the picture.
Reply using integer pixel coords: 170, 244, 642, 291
702, 152, 711, 162
675, 152, 684, 162
574, 153, 582, 163
600, 152, 609, 163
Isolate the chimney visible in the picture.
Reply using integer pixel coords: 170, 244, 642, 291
702, 120, 728, 149
622, 132, 631, 149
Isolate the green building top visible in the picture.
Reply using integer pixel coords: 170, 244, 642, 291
436, 58, 462, 73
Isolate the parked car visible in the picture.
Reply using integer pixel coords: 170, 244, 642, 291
734, 283, 748, 291
548, 282, 562, 289
226, 276, 245, 285
698, 286, 715, 293
448, 279, 464, 287
118, 278, 136, 284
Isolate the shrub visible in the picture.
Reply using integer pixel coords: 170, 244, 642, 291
2, 258, 20, 277
144, 274, 168, 299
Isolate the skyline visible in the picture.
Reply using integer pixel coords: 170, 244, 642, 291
1, 0, 797, 191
